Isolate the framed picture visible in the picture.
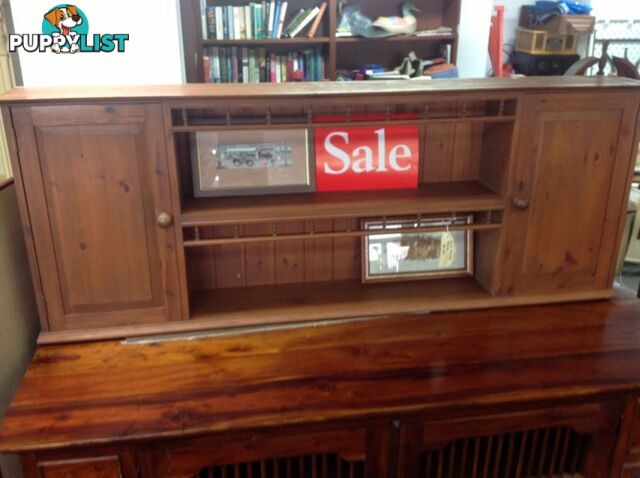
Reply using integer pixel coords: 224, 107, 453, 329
362, 214, 474, 283
191, 129, 314, 197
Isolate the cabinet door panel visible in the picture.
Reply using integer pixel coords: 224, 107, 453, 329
500, 93, 639, 295
39, 457, 122, 478
139, 427, 369, 478
13, 104, 181, 331
398, 402, 622, 478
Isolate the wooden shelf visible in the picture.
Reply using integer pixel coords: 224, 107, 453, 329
336, 34, 456, 44
181, 181, 505, 226
188, 279, 617, 327
190, 277, 491, 324
203, 37, 331, 46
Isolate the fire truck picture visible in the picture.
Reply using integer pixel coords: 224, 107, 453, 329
216, 142, 293, 169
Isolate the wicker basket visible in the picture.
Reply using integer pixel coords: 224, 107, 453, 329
515, 28, 577, 55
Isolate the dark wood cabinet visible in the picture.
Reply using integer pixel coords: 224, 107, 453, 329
2, 79, 640, 478
9, 104, 182, 332
499, 93, 640, 296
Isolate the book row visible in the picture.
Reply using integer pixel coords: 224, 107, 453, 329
200, 1, 327, 40
204, 47, 326, 83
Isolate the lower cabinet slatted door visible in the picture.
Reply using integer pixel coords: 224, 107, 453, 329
398, 402, 622, 478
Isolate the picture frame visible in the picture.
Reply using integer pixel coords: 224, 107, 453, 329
191, 129, 315, 197
362, 214, 474, 283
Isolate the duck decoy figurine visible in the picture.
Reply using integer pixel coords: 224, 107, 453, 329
337, 0, 396, 38
373, 2, 420, 35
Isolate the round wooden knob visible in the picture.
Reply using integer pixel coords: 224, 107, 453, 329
513, 197, 530, 211
156, 212, 174, 229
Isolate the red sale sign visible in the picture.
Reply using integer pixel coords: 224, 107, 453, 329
315, 124, 420, 192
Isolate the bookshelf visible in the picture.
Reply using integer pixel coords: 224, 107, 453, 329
180, 0, 461, 82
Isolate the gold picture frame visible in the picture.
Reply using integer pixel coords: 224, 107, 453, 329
362, 214, 474, 283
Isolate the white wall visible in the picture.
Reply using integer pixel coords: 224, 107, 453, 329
457, 0, 493, 77
9, 0, 185, 87
498, 0, 529, 49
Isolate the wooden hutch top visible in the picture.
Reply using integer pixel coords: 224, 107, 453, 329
0, 76, 638, 104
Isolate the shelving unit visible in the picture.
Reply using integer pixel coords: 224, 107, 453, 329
180, 0, 461, 82
169, 93, 514, 325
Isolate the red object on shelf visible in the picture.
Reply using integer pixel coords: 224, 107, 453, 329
489, 5, 505, 78
314, 118, 420, 192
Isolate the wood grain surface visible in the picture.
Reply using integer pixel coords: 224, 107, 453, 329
0, 77, 638, 104
2, 293, 640, 454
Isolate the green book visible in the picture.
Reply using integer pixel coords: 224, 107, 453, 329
255, 4, 263, 39
284, 8, 309, 38
261, 1, 268, 38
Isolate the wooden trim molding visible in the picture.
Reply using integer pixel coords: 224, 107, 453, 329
0, 77, 638, 104
0, 176, 12, 191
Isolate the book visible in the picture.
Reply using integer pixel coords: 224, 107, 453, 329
215, 6, 224, 40
315, 47, 323, 80
275, 55, 282, 83
252, 4, 258, 39
248, 48, 256, 83
219, 48, 228, 83
241, 47, 249, 83
271, 0, 281, 38
258, 48, 267, 82
267, 0, 276, 38
233, 6, 242, 40
253, 49, 261, 82
270, 52, 277, 82
261, 1, 267, 38
289, 6, 318, 38
244, 5, 252, 39
211, 47, 221, 83
199, 0, 208, 38
231, 46, 239, 83
307, 2, 327, 38
206, 7, 216, 39
226, 6, 233, 40
283, 8, 309, 37
203, 55, 211, 83
237, 6, 246, 39
276, 1, 288, 39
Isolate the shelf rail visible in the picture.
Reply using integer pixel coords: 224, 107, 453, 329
183, 210, 503, 247
170, 98, 517, 132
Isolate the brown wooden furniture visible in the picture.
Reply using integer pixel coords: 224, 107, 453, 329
180, 0, 461, 82
1, 77, 639, 345
1, 294, 640, 477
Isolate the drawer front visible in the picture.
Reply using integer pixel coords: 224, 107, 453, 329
38, 456, 122, 478
139, 427, 370, 478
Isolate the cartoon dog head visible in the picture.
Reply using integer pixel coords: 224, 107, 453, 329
44, 5, 82, 36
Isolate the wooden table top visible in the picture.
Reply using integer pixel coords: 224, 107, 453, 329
2, 294, 640, 453
0, 77, 638, 104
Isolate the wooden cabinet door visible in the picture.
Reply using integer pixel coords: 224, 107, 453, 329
139, 427, 371, 478
397, 402, 622, 478
12, 104, 181, 331
499, 93, 640, 296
